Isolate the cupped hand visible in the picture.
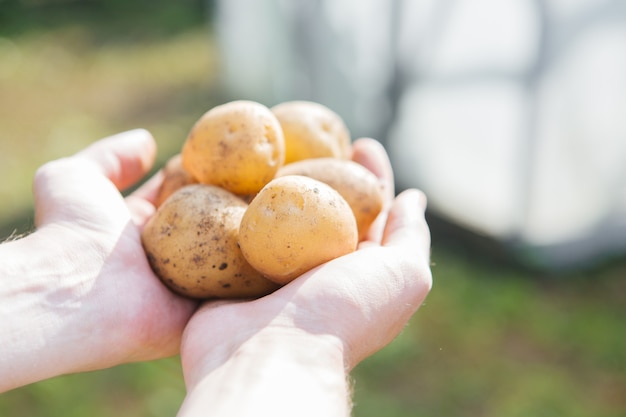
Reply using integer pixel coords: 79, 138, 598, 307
180, 138, 433, 387
30, 129, 197, 370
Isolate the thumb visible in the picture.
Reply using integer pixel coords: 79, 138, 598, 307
75, 129, 156, 191
382, 189, 431, 266
33, 130, 156, 228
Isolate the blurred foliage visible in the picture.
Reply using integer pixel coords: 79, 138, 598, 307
0, 1, 224, 236
0, 358, 186, 417
1, 2, 625, 417
0, 0, 212, 39
351, 242, 626, 417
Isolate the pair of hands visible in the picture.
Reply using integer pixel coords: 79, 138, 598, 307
0, 129, 432, 396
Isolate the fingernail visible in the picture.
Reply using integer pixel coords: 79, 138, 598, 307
396, 189, 427, 224
417, 190, 428, 211
408, 189, 427, 211
112, 128, 152, 144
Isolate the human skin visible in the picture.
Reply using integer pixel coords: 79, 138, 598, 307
0, 129, 197, 392
176, 138, 433, 417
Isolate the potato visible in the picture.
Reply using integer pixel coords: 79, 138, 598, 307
155, 154, 198, 207
239, 175, 358, 285
141, 184, 280, 299
271, 101, 351, 164
276, 158, 384, 241
181, 100, 285, 195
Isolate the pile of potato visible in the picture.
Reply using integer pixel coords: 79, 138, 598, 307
141, 100, 384, 299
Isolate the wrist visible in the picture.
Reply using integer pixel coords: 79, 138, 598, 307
180, 326, 351, 417
183, 325, 347, 386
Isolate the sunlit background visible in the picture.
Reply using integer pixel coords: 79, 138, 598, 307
1, 1, 625, 416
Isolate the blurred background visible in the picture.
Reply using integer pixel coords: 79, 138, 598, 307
0, 1, 625, 416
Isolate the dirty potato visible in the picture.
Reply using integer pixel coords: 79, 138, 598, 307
154, 154, 198, 207
239, 175, 358, 285
271, 101, 351, 164
181, 100, 285, 195
276, 158, 384, 241
142, 184, 280, 299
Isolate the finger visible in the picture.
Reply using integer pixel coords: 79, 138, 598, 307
129, 169, 164, 206
351, 138, 395, 201
76, 129, 157, 192
382, 189, 431, 264
351, 138, 395, 244
126, 195, 156, 229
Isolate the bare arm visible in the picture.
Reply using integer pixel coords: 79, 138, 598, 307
178, 330, 350, 417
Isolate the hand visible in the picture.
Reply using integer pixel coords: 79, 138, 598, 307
0, 130, 197, 392
177, 138, 432, 416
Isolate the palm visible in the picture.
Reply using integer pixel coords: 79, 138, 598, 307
32, 130, 197, 366
180, 138, 432, 380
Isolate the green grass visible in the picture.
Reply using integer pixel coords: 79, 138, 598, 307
351, 246, 626, 417
1, 8, 626, 417
0, 358, 186, 417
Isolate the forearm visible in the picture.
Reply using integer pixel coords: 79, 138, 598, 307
0, 228, 101, 391
178, 331, 351, 417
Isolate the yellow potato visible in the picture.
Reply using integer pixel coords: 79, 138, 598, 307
239, 175, 358, 285
155, 154, 198, 208
182, 100, 285, 195
141, 184, 280, 299
276, 158, 384, 241
271, 101, 351, 164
